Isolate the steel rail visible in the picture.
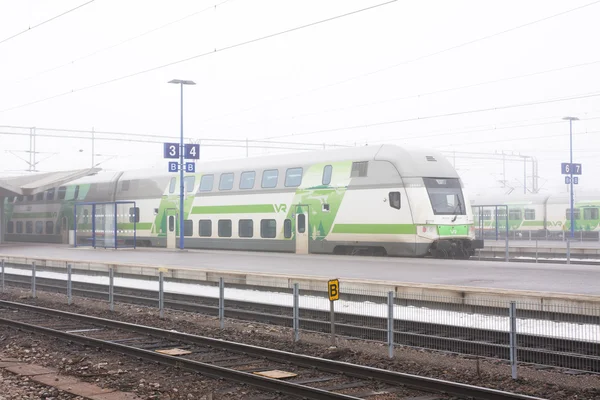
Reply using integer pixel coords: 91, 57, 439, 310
0, 300, 546, 400
2, 275, 598, 373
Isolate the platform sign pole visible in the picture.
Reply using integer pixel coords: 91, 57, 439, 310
509, 301, 518, 380
328, 279, 339, 345
67, 263, 72, 305
387, 291, 394, 359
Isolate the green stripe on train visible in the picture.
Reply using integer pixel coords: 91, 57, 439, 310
191, 204, 276, 214
332, 224, 417, 234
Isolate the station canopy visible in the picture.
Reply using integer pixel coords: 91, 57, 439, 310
0, 168, 101, 197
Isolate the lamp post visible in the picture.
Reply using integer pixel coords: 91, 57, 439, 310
563, 116, 579, 238
169, 79, 196, 250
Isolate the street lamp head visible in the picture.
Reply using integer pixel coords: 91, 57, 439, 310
168, 79, 196, 85
562, 116, 579, 121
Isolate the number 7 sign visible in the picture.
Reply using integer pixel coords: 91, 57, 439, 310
184, 144, 200, 160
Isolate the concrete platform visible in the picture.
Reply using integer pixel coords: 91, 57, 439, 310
1, 243, 599, 298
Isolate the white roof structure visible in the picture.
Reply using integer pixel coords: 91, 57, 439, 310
0, 168, 101, 197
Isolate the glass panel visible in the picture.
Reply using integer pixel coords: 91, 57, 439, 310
199, 175, 214, 192
322, 165, 332, 185
261, 219, 277, 238
239, 219, 253, 237
284, 219, 292, 238
219, 173, 234, 191
240, 171, 256, 189
298, 214, 306, 233
423, 178, 466, 215
218, 220, 232, 237
285, 168, 303, 187
199, 220, 212, 237
261, 169, 279, 188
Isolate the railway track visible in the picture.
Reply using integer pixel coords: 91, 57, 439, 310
0, 299, 546, 400
2, 273, 598, 373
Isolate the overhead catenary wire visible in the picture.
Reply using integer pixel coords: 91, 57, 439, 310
0, 0, 398, 114
200, 0, 600, 124
0, 0, 95, 46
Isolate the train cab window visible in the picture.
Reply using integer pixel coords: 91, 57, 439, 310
73, 185, 80, 200
262, 169, 279, 188
199, 220, 212, 237
7, 221, 14, 234
285, 168, 303, 187
218, 220, 232, 237
261, 219, 277, 238
322, 165, 332, 185
524, 209, 536, 220
389, 192, 401, 209
129, 207, 140, 223
239, 219, 253, 237
283, 219, 292, 239
584, 208, 599, 220
566, 209, 581, 220
35, 192, 44, 201
45, 221, 54, 234
184, 176, 196, 193
219, 173, 234, 191
26, 221, 33, 234
199, 175, 214, 192
351, 161, 368, 177
46, 188, 55, 201
239, 171, 256, 189
508, 209, 522, 220
58, 186, 67, 200
16, 222, 23, 234
297, 214, 306, 233
35, 221, 43, 234
184, 220, 193, 236
169, 177, 177, 194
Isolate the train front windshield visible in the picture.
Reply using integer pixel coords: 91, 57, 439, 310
423, 178, 466, 215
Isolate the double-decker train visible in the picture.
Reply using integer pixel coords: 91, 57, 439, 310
2, 144, 480, 258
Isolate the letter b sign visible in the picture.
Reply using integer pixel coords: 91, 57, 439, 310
328, 279, 339, 301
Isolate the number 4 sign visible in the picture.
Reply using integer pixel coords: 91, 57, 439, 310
184, 144, 199, 160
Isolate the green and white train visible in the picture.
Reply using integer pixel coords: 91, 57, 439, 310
470, 193, 600, 240
2, 144, 481, 258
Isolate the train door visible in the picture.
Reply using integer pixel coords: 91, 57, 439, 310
61, 216, 68, 244
295, 207, 308, 254
166, 209, 177, 249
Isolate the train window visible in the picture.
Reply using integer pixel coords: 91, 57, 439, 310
219, 173, 234, 191
566, 209, 581, 220
129, 207, 140, 223
26, 221, 33, 234
26, 195, 33, 202
261, 169, 278, 188
524, 209, 535, 220
74, 185, 80, 200
45, 221, 54, 234
58, 186, 67, 200
168, 216, 175, 232
351, 161, 368, 177
297, 214, 306, 233
322, 165, 332, 185
7, 221, 14, 234
169, 177, 177, 194
35, 221, 44, 234
121, 180, 130, 191
508, 209, 522, 220
184, 176, 196, 193
199, 220, 212, 237
284, 219, 292, 238
46, 188, 55, 201
389, 192, 401, 209
584, 208, 599, 220
239, 171, 256, 189
239, 219, 254, 238
218, 220, 232, 237
285, 168, 303, 187
16, 222, 23, 234
199, 175, 214, 192
184, 220, 193, 236
261, 219, 277, 238
16, 196, 23, 202
35, 192, 44, 201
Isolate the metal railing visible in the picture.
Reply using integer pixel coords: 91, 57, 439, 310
1, 259, 599, 380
